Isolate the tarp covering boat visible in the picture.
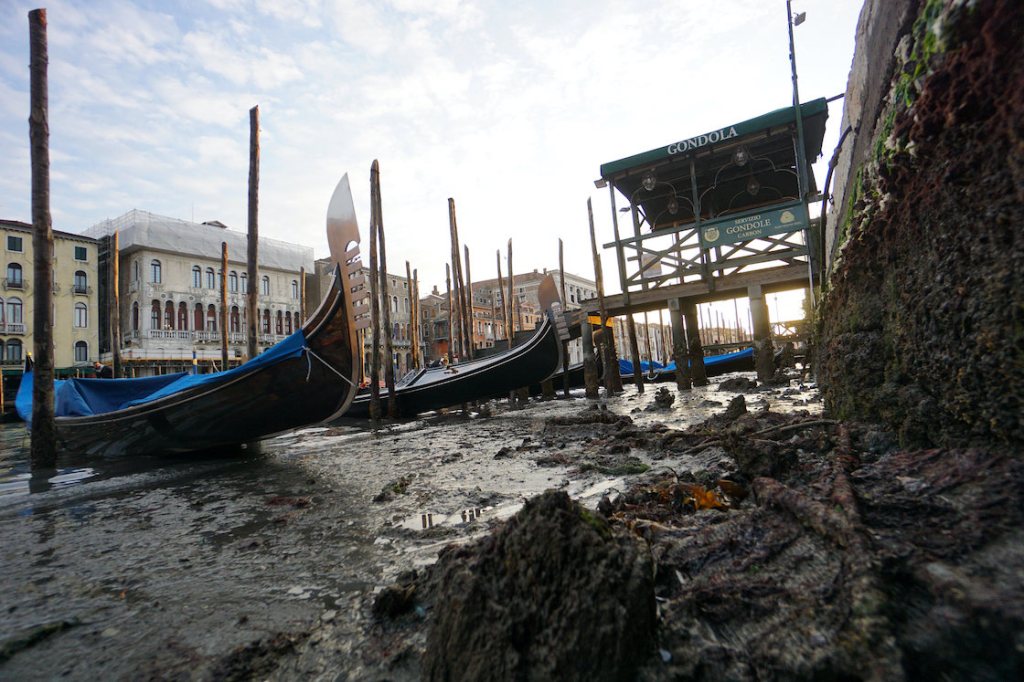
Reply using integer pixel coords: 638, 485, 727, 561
17, 331, 307, 423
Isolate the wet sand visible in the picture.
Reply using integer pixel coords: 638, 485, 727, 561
0, 373, 818, 680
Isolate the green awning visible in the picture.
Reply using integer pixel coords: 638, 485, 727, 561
599, 98, 829, 232
599, 98, 828, 179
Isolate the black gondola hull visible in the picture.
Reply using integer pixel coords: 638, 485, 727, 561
344, 314, 563, 419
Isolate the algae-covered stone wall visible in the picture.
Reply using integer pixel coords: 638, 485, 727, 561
819, 0, 1023, 448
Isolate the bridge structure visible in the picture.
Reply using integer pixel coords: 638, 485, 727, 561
584, 98, 828, 390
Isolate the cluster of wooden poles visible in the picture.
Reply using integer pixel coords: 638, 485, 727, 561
360, 161, 534, 421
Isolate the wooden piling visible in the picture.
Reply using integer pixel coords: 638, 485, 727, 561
220, 241, 229, 371
586, 198, 620, 394
412, 267, 421, 369
558, 238, 570, 398
300, 266, 306, 322
445, 264, 454, 364
246, 105, 260, 361
506, 240, 515, 349
448, 199, 470, 361
464, 244, 473, 359
683, 302, 708, 386
111, 230, 122, 377
748, 284, 775, 381
581, 313, 599, 399
406, 261, 418, 370
669, 301, 690, 389
28, 8, 55, 467
625, 316, 644, 393
371, 160, 396, 418
367, 164, 382, 421
496, 251, 509, 347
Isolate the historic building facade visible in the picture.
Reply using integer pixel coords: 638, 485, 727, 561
0, 219, 100, 370
84, 210, 312, 375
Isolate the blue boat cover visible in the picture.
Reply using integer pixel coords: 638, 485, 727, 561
659, 347, 754, 373
17, 330, 308, 424
618, 359, 665, 375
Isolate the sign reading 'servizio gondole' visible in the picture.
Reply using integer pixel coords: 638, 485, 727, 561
699, 202, 809, 248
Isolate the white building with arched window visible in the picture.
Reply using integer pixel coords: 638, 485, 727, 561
84, 210, 313, 375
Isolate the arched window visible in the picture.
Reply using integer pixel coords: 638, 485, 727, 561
150, 300, 160, 329
151, 259, 162, 283
275, 310, 283, 335
291, 280, 299, 299
261, 309, 270, 334
74, 340, 88, 363
293, 311, 300, 330
7, 297, 22, 325
192, 265, 202, 288
6, 339, 22, 362
229, 271, 238, 292
132, 302, 139, 331
230, 306, 240, 333
393, 322, 400, 338
194, 303, 204, 331
74, 270, 87, 294
285, 310, 293, 334
6, 263, 23, 288
177, 301, 188, 330
240, 273, 248, 293
74, 302, 88, 328
404, 297, 409, 312
206, 268, 215, 289
164, 301, 174, 329
261, 276, 270, 296
207, 305, 217, 332
392, 296, 398, 313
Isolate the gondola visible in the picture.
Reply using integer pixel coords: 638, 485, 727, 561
16, 175, 367, 457
648, 347, 755, 382
343, 275, 569, 419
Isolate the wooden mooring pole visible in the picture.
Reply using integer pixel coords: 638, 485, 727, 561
220, 241, 229, 371
372, 160, 396, 418
111, 230, 122, 377
464, 244, 473, 359
246, 105, 260, 361
406, 261, 418, 370
558, 238, 570, 398
445, 264, 454, 364
29, 8, 56, 467
587, 198, 620, 394
368, 165, 382, 421
496, 251, 509, 348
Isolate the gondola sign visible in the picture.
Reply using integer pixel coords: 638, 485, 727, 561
699, 202, 809, 248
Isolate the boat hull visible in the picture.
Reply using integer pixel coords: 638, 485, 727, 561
345, 313, 563, 419
25, 267, 359, 457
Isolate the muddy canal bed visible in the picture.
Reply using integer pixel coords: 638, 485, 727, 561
0, 373, 819, 680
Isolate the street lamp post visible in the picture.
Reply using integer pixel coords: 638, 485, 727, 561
787, 0, 816, 309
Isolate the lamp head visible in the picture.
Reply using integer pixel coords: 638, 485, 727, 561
641, 172, 657, 192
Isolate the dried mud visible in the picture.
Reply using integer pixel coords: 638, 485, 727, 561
0, 373, 815, 680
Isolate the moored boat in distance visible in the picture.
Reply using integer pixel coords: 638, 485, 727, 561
342, 275, 569, 419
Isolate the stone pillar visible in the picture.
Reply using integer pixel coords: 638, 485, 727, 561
669, 299, 690, 390
749, 285, 775, 381
683, 302, 708, 386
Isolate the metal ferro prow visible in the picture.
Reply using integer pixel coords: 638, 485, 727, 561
326, 174, 371, 332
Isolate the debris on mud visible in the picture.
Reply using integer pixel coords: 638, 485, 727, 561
364, 404, 1024, 680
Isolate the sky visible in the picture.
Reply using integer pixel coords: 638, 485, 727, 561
0, 0, 864, 317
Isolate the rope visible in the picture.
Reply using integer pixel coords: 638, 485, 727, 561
303, 346, 357, 388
